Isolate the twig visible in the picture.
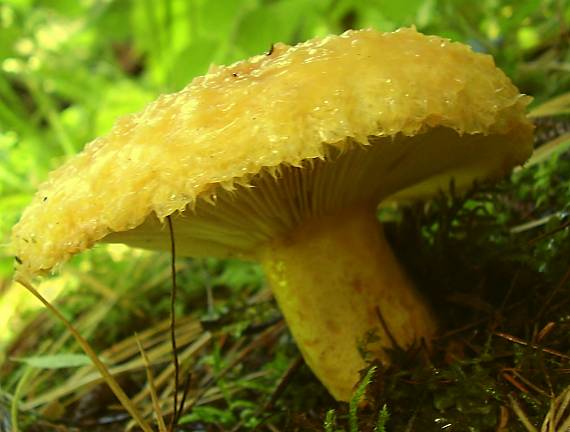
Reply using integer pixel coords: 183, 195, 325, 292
437, 317, 491, 340
527, 219, 570, 245
375, 306, 401, 350
509, 394, 538, 432
554, 386, 570, 431
266, 355, 304, 410
511, 370, 550, 398
535, 322, 556, 344
502, 372, 530, 394
493, 332, 570, 361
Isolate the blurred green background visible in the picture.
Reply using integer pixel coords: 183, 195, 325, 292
0, 1, 569, 430
1, 0, 568, 281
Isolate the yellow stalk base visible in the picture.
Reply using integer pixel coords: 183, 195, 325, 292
259, 206, 437, 401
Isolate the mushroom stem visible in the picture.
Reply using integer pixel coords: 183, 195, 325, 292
259, 205, 437, 401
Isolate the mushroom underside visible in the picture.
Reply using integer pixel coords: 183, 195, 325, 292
102, 126, 526, 400
105, 126, 526, 258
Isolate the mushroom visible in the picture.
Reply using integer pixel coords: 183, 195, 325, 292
11, 28, 533, 401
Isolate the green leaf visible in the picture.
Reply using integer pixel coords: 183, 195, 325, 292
13, 354, 94, 369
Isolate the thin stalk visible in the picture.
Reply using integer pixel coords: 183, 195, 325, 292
167, 215, 180, 430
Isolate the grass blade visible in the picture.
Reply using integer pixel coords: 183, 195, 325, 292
136, 334, 167, 432
16, 277, 154, 432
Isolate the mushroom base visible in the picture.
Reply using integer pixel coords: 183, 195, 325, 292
259, 206, 437, 401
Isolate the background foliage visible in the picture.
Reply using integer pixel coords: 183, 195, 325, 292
0, 0, 569, 431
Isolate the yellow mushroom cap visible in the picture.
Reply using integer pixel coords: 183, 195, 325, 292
12, 27, 533, 276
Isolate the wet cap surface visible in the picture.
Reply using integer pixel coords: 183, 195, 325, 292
12, 28, 533, 276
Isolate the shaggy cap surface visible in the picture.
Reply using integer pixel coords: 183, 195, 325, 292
12, 28, 533, 276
